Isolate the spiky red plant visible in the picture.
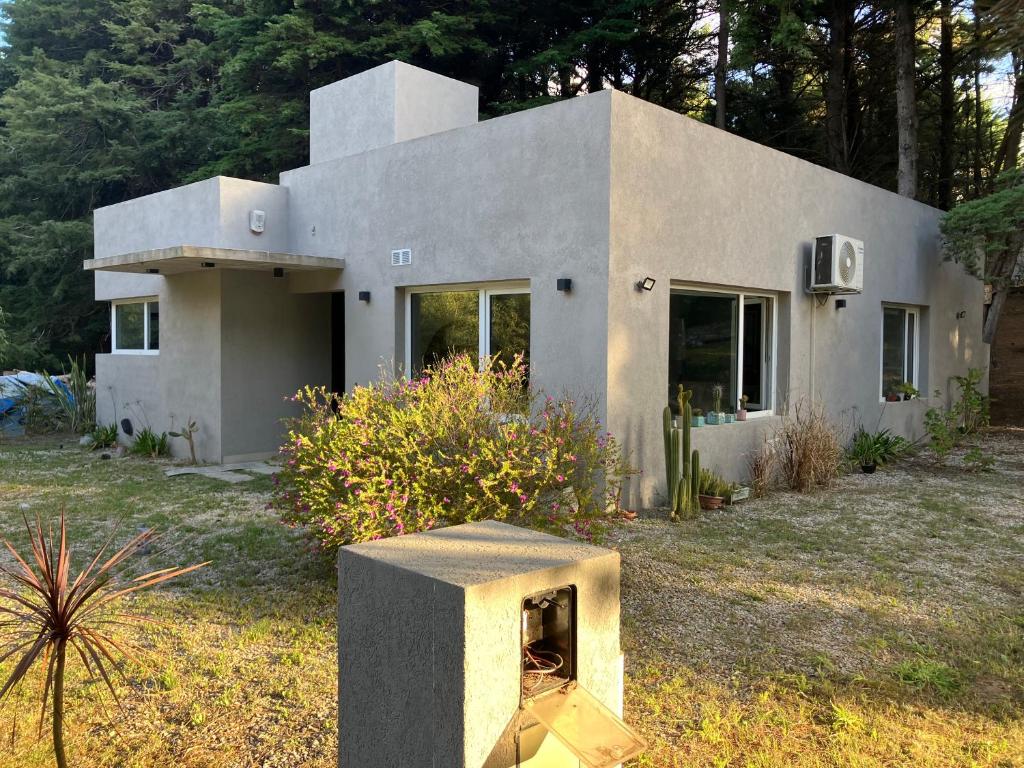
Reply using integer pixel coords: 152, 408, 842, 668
0, 510, 207, 768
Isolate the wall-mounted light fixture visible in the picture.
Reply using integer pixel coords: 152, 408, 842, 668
835, 298, 847, 310
145, 268, 160, 275
956, 310, 966, 319
556, 278, 573, 293
635, 276, 656, 292
200, 261, 216, 269
273, 267, 285, 278
358, 291, 371, 303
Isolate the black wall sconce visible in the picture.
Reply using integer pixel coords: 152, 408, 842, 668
200, 261, 216, 269
556, 278, 573, 293
956, 310, 966, 319
358, 291, 371, 303
635, 276, 656, 292
835, 298, 847, 310
273, 267, 285, 278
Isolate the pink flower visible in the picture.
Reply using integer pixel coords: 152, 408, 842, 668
556, 474, 565, 483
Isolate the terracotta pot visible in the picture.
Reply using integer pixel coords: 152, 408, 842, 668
737, 410, 747, 421
699, 494, 725, 510
886, 394, 900, 402
619, 509, 638, 521
861, 463, 877, 474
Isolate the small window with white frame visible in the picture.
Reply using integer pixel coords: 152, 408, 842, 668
112, 298, 159, 354
880, 304, 919, 401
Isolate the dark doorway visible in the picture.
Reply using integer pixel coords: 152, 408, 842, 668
331, 292, 345, 394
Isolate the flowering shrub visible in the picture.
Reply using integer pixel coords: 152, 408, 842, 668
273, 354, 630, 547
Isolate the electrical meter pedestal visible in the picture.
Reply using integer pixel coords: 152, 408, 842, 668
337, 520, 645, 768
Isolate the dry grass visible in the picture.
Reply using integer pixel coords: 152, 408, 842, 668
613, 427, 1024, 767
2, 430, 1023, 766
0, 435, 337, 768
775, 400, 845, 492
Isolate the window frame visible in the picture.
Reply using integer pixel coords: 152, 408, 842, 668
879, 304, 920, 402
111, 297, 160, 355
669, 284, 778, 419
404, 282, 530, 374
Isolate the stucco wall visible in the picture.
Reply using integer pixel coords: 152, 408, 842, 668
220, 271, 331, 461
606, 92, 986, 503
310, 61, 478, 165
280, 91, 614, 416
96, 271, 223, 461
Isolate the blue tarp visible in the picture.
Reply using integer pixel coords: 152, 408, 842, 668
0, 372, 73, 436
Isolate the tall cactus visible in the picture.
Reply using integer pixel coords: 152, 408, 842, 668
665, 388, 702, 520
689, 449, 701, 516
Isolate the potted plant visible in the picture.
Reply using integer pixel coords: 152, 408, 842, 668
691, 408, 704, 427
737, 395, 749, 421
896, 381, 919, 401
698, 468, 731, 510
710, 383, 725, 423
849, 428, 882, 473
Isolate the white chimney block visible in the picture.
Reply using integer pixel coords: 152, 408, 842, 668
309, 60, 479, 165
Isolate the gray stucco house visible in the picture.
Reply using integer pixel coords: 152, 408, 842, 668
86, 61, 986, 505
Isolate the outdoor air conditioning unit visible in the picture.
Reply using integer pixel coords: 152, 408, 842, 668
809, 234, 864, 293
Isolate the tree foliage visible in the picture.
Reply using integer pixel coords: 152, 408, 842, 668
942, 169, 1024, 341
0, 0, 1018, 368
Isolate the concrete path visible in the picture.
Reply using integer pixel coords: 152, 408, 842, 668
165, 461, 277, 483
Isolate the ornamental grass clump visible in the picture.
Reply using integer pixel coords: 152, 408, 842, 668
274, 354, 629, 547
0, 510, 207, 768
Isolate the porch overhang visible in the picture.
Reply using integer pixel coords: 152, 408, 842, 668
84, 245, 344, 275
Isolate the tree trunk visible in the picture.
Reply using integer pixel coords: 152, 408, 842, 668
895, 0, 919, 198
825, 0, 852, 174
939, 0, 955, 208
53, 641, 68, 768
716, 0, 729, 129
993, 53, 1024, 176
974, 8, 984, 195
983, 241, 1024, 344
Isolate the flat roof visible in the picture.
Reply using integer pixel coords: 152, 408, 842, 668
84, 245, 344, 275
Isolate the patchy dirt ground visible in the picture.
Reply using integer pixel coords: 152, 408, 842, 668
1, 430, 1022, 766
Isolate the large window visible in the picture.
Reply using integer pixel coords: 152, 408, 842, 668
112, 299, 159, 354
668, 288, 775, 415
881, 305, 919, 399
407, 285, 530, 374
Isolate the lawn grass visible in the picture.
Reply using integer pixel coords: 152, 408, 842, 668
614, 428, 1024, 767
1, 430, 1023, 766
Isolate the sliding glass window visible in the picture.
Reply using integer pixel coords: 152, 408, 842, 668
407, 285, 530, 375
668, 288, 775, 415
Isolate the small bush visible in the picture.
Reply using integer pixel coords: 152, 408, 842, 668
925, 368, 990, 459
748, 437, 778, 498
776, 400, 843, 492
132, 427, 169, 458
44, 356, 96, 434
274, 354, 630, 547
90, 423, 119, 449
848, 427, 910, 467
697, 468, 732, 498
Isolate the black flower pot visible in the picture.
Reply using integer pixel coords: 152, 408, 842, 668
861, 463, 877, 474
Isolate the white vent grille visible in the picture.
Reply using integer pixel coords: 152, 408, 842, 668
838, 240, 856, 284
391, 248, 412, 266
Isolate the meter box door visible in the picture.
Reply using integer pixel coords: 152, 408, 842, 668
337, 520, 645, 768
